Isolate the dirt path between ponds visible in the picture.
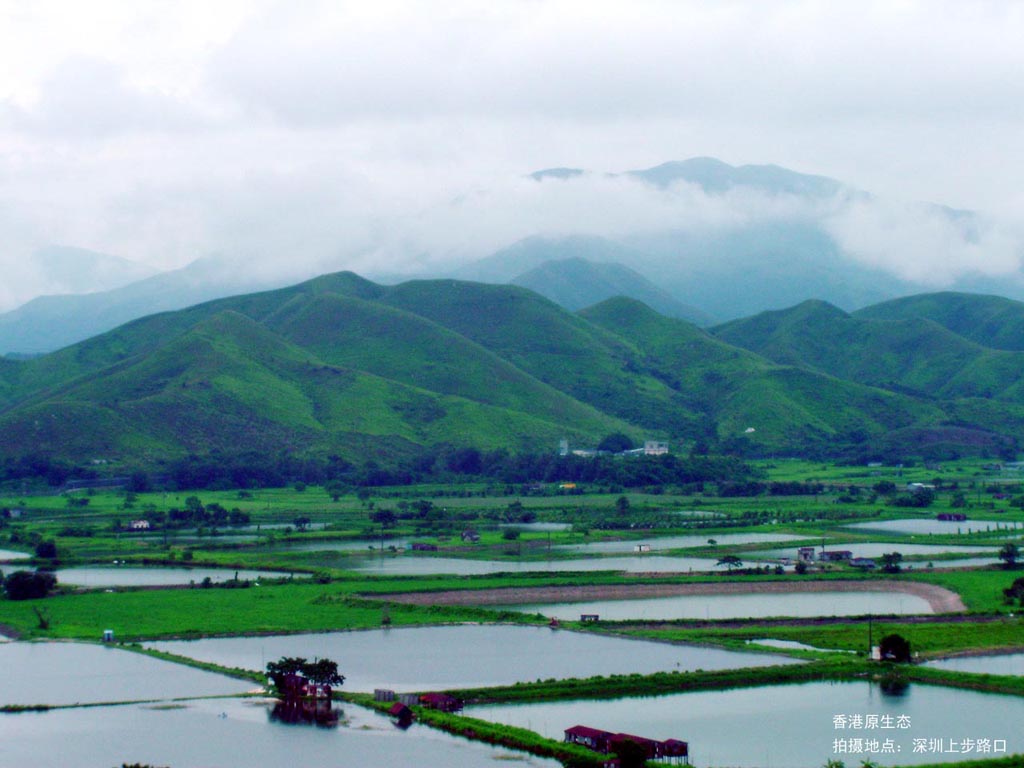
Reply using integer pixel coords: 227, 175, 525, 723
376, 579, 966, 614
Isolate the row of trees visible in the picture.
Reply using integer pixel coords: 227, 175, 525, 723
2, 446, 759, 493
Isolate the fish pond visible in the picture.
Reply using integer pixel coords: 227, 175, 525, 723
466, 680, 1024, 767
147, 625, 798, 692
552, 532, 806, 554
342, 554, 725, 575
845, 519, 1020, 536
509, 590, 933, 621
0, 695, 560, 768
925, 652, 1024, 676
752, 543, 997, 560
54, 566, 303, 587
0, 641, 254, 706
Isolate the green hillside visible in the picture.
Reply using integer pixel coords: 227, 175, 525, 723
0, 279, 632, 464
855, 291, 1024, 351
713, 299, 1024, 403
2, 273, 1023, 467
581, 297, 943, 454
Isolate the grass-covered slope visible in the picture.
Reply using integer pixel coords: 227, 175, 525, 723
582, 297, 942, 453
379, 280, 707, 435
0, 278, 632, 462
2, 272, 1024, 464
713, 299, 1024, 402
855, 291, 1024, 351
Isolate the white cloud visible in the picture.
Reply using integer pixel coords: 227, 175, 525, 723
1, 0, 1024, 311
824, 198, 1024, 286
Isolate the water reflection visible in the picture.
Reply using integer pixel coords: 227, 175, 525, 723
269, 699, 342, 728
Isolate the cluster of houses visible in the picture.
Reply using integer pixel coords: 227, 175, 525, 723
564, 725, 689, 765
795, 546, 876, 568
559, 439, 669, 458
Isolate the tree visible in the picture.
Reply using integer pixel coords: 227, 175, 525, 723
325, 481, 346, 502
266, 656, 344, 689
34, 540, 57, 559
1003, 576, 1024, 606
265, 656, 309, 688
716, 555, 743, 572
3, 570, 57, 600
305, 658, 345, 687
293, 516, 311, 531
881, 552, 903, 574
615, 496, 630, 516
999, 542, 1020, 569
503, 500, 523, 523
370, 509, 397, 528
879, 633, 912, 662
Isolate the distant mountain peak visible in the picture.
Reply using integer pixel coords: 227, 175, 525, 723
528, 167, 585, 181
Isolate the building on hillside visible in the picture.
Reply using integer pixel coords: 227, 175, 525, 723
129, 519, 151, 530
936, 513, 967, 522
643, 440, 668, 455
797, 547, 817, 563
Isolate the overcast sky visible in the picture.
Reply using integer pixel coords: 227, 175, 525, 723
1, 0, 1023, 308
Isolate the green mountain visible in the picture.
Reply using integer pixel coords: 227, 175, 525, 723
854, 292, 1024, 351
2, 274, 1022, 466
713, 299, 1024, 403
581, 297, 942, 454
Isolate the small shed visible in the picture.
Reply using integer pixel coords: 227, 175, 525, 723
388, 702, 413, 721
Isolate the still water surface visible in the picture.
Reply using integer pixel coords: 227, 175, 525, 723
54, 566, 302, 587
467, 680, 1024, 767
925, 652, 1024, 676
553, 532, 805, 554
753, 543, 996, 560
0, 696, 559, 768
845, 519, 1018, 536
344, 554, 724, 575
0, 548, 30, 560
148, 625, 798, 692
511, 590, 933, 620
0, 642, 253, 706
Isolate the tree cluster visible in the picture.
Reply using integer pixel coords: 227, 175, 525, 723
265, 657, 345, 689
2, 570, 57, 600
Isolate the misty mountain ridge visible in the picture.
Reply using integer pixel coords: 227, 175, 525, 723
3, 156, 1021, 353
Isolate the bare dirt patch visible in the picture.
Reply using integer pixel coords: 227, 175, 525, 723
379, 579, 965, 614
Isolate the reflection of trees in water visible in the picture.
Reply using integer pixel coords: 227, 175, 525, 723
269, 698, 342, 728
879, 674, 910, 697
